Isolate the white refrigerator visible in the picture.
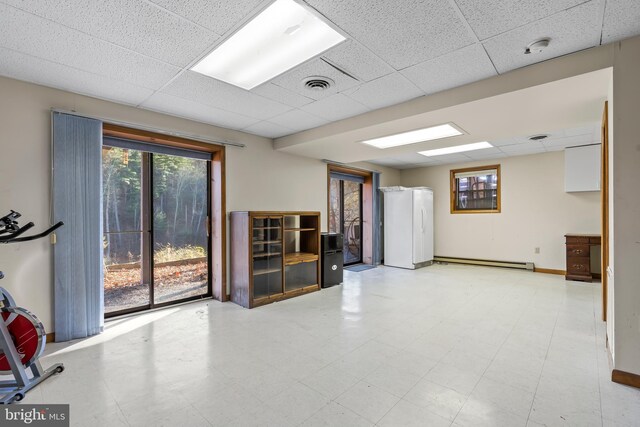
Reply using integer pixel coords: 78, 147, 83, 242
381, 187, 434, 269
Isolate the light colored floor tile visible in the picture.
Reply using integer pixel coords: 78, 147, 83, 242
262, 382, 330, 426
529, 394, 602, 427
378, 399, 451, 427
300, 402, 373, 427
441, 347, 493, 376
334, 380, 400, 423
31, 265, 634, 427
382, 349, 439, 377
71, 406, 129, 427
363, 362, 423, 397
403, 379, 468, 421
226, 401, 294, 427
600, 381, 640, 426
454, 397, 528, 427
300, 364, 360, 400
424, 362, 483, 396
469, 376, 535, 418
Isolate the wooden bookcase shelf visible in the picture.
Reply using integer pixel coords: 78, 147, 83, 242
230, 211, 321, 308
285, 252, 319, 265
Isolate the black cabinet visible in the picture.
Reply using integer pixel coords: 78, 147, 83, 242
321, 233, 343, 288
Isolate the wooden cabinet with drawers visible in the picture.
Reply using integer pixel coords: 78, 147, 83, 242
565, 234, 601, 282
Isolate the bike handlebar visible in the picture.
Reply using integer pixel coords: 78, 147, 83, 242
0, 221, 64, 244
0, 210, 64, 244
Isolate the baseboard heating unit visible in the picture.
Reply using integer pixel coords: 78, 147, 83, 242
433, 256, 534, 271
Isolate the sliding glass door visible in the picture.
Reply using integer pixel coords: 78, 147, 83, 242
103, 147, 149, 313
152, 154, 209, 305
329, 174, 363, 265
103, 142, 211, 317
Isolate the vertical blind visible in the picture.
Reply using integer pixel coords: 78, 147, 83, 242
52, 112, 104, 342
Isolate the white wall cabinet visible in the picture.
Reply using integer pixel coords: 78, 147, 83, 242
565, 144, 601, 192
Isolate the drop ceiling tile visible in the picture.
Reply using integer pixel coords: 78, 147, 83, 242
396, 163, 427, 170
424, 153, 472, 165
482, 1, 603, 74
454, 0, 590, 40
462, 147, 504, 159
401, 44, 497, 95
367, 158, 402, 167
270, 58, 361, 101
498, 142, 546, 154
602, 0, 640, 43
299, 94, 369, 122
344, 72, 424, 110
3, 0, 218, 67
251, 83, 315, 108
243, 121, 295, 139
141, 92, 260, 130
267, 109, 329, 133
306, 0, 474, 69
0, 4, 181, 90
490, 136, 527, 147
162, 71, 292, 121
392, 152, 440, 164
464, 152, 508, 161
321, 40, 395, 82
543, 134, 597, 149
146, 0, 265, 36
0, 46, 153, 105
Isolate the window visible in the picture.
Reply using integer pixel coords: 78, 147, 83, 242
450, 165, 501, 213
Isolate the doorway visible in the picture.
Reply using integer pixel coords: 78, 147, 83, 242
329, 173, 364, 265
102, 138, 213, 317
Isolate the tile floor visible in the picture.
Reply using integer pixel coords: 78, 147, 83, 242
19, 264, 640, 426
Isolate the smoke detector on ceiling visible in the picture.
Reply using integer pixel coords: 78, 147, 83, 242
528, 134, 549, 141
525, 38, 550, 54
303, 76, 334, 91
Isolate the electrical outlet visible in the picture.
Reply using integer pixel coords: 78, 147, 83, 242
534, 247, 540, 254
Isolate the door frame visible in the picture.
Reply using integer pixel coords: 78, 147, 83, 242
327, 164, 373, 265
601, 101, 609, 322
103, 124, 227, 311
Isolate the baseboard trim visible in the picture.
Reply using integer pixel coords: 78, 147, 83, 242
533, 267, 566, 276
612, 369, 640, 389
46, 332, 55, 343
434, 256, 533, 271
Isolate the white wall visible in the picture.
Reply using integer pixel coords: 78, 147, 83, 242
611, 36, 640, 376
607, 75, 615, 361
400, 151, 601, 270
0, 76, 399, 331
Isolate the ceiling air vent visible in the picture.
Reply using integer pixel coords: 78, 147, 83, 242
529, 134, 549, 141
303, 76, 334, 92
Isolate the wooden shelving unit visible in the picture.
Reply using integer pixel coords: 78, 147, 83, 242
230, 211, 321, 308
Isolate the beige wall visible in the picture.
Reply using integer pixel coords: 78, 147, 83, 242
400, 151, 601, 271
0, 76, 399, 331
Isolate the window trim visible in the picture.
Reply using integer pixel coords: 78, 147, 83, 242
450, 164, 501, 214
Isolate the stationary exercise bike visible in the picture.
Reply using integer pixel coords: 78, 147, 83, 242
0, 210, 64, 404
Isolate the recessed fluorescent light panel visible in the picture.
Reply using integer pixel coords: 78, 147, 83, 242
191, 0, 346, 90
361, 123, 463, 149
418, 141, 493, 157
